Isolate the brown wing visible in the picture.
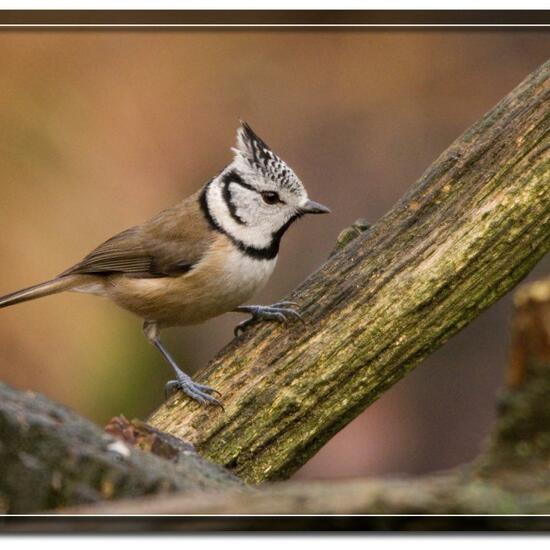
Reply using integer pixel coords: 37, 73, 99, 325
61, 193, 214, 278
61, 227, 163, 277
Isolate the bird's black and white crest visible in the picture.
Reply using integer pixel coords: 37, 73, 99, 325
233, 122, 304, 194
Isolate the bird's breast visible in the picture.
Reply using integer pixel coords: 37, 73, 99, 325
106, 235, 277, 326
210, 245, 277, 304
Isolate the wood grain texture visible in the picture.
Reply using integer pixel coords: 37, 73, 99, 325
149, 60, 550, 484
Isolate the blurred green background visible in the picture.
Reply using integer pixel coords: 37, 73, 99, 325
0, 29, 548, 479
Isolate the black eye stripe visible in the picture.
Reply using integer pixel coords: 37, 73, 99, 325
222, 170, 257, 193
223, 170, 285, 205
222, 179, 246, 225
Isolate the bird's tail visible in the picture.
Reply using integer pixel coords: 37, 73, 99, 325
0, 275, 79, 309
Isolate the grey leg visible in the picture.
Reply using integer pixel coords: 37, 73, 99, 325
143, 321, 222, 407
233, 301, 304, 337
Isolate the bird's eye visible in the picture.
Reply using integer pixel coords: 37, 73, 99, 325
261, 191, 280, 205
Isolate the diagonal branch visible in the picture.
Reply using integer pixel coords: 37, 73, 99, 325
56, 277, 550, 520
3, 277, 548, 519
149, 60, 550, 484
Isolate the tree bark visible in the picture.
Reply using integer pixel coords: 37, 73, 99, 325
0, 384, 243, 513
48, 278, 550, 523
54, 472, 550, 517
474, 276, 550, 483
148, 61, 550, 483
0, 252, 548, 520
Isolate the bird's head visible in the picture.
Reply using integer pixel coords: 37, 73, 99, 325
203, 122, 330, 258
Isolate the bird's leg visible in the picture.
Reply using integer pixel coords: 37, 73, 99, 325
233, 301, 304, 337
142, 321, 222, 407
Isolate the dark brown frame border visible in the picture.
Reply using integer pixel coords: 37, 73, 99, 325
0, 10, 549, 26
0, 9, 549, 533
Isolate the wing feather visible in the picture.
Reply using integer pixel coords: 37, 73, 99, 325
61, 193, 213, 279
62, 227, 194, 278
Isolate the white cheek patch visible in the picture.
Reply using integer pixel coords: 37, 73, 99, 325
229, 183, 262, 225
206, 179, 273, 248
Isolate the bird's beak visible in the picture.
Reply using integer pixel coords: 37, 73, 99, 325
301, 199, 331, 215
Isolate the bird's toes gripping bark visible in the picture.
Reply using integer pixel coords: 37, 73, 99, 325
233, 302, 305, 337
165, 377, 223, 408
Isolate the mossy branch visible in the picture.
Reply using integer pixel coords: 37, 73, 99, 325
57, 277, 550, 523
148, 60, 550, 483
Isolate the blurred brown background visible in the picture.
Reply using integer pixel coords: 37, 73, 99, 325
0, 30, 548, 480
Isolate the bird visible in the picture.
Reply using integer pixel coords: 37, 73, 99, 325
0, 122, 330, 407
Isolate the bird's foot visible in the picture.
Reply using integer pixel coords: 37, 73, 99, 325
165, 374, 223, 408
234, 301, 304, 337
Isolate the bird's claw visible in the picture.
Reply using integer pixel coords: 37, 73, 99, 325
165, 378, 223, 408
233, 302, 304, 337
